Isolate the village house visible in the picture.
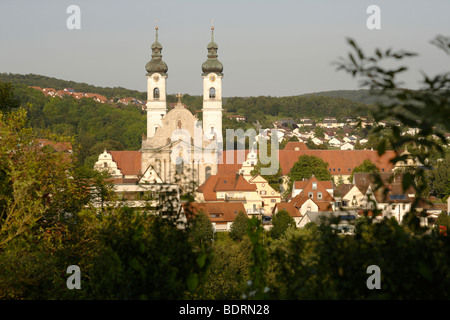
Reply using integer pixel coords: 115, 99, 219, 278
195, 173, 266, 217
288, 176, 336, 214
182, 202, 247, 232
272, 202, 302, 227
340, 141, 355, 150
329, 137, 344, 148
227, 115, 247, 122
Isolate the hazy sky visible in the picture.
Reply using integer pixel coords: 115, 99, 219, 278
1, 0, 449, 97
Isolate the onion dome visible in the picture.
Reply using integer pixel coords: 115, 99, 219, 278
202, 26, 223, 76
145, 26, 168, 76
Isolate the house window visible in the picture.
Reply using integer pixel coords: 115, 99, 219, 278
210, 127, 214, 134
103, 162, 108, 168
312, 182, 317, 190
209, 87, 216, 99
307, 206, 311, 212
392, 205, 396, 210
317, 192, 322, 199
308, 192, 313, 198
261, 191, 267, 195
402, 204, 405, 210
153, 87, 160, 100
271, 199, 276, 203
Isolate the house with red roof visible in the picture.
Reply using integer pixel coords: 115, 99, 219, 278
182, 202, 247, 232
195, 173, 266, 216
288, 176, 336, 215
93, 150, 181, 212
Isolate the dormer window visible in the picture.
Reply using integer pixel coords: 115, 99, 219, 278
312, 182, 317, 190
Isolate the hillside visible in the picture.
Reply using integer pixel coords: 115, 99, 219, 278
1, 73, 375, 119
0, 73, 147, 101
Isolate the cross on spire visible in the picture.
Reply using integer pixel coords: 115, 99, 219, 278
176, 93, 183, 104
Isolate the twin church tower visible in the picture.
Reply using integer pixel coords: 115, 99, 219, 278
139, 25, 225, 188
144, 25, 223, 142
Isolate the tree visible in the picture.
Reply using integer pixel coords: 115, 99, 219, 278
287, 155, 332, 192
88, 209, 208, 299
229, 211, 249, 241
188, 211, 215, 246
435, 212, 450, 231
349, 159, 379, 182
314, 126, 325, 138
0, 82, 20, 113
250, 156, 283, 192
429, 153, 450, 201
270, 210, 296, 240
193, 234, 252, 299
335, 36, 450, 202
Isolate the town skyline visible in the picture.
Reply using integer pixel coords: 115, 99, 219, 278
1, 0, 450, 97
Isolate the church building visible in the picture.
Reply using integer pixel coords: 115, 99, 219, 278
94, 25, 224, 201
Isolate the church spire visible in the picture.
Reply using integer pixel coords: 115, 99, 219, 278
145, 25, 168, 76
202, 25, 223, 76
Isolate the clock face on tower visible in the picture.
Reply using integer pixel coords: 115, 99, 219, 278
209, 75, 215, 82
153, 75, 160, 82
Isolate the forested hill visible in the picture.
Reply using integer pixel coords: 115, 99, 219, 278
303, 89, 384, 105
0, 73, 147, 100
0, 73, 377, 124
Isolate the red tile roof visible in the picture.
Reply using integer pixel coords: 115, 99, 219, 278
274, 202, 302, 217
197, 173, 257, 201
182, 202, 247, 223
217, 149, 396, 176
290, 176, 335, 211
109, 151, 142, 176
283, 141, 309, 151
36, 139, 72, 152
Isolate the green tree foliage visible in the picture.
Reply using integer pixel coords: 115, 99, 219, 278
250, 156, 283, 192
192, 234, 252, 299
349, 159, 379, 182
229, 211, 249, 241
0, 82, 20, 113
287, 155, 332, 192
429, 153, 450, 200
435, 212, 450, 230
88, 208, 207, 299
4, 83, 146, 169
269, 217, 450, 299
0, 73, 147, 100
270, 210, 296, 240
188, 210, 215, 246
335, 36, 450, 202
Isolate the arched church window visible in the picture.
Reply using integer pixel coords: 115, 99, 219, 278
153, 87, 160, 100
177, 119, 182, 129
209, 87, 216, 99
205, 166, 211, 180
176, 156, 184, 175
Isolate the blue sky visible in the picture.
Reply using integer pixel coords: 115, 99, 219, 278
1, 0, 449, 97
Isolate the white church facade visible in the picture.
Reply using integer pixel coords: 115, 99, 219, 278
94, 26, 224, 203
